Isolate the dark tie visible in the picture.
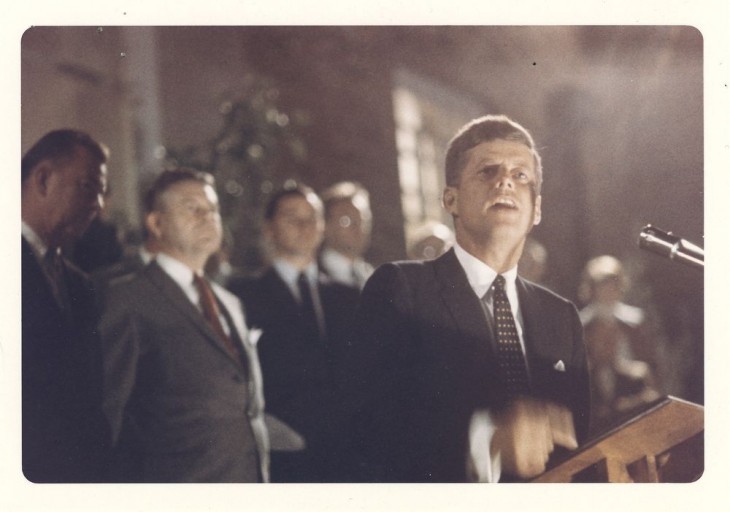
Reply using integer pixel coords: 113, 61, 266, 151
350, 265, 359, 287
193, 273, 243, 364
43, 248, 69, 311
492, 275, 530, 397
297, 272, 321, 341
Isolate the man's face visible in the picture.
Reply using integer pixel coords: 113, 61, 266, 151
267, 194, 324, 259
593, 277, 624, 305
324, 199, 371, 258
47, 146, 108, 245
443, 138, 541, 246
150, 180, 223, 261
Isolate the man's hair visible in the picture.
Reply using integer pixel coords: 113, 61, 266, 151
444, 115, 543, 192
22, 129, 108, 183
143, 168, 216, 214
320, 181, 370, 213
264, 182, 322, 221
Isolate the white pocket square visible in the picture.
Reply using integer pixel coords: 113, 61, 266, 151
248, 328, 263, 345
553, 360, 566, 372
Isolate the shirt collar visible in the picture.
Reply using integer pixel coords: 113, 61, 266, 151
453, 241, 518, 299
155, 252, 198, 290
320, 248, 359, 282
139, 246, 155, 264
273, 258, 318, 287
21, 221, 51, 260
321, 247, 352, 267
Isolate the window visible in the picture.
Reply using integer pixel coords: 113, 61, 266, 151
392, 68, 487, 250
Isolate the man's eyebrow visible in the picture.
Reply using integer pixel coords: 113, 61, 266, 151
178, 197, 203, 205
467, 156, 498, 168
471, 157, 533, 169
279, 206, 304, 214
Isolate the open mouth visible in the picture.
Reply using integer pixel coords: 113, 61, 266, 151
490, 196, 518, 210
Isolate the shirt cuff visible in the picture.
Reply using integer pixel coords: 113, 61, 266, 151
467, 408, 501, 483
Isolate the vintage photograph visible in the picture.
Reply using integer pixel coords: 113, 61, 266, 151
6, 1, 725, 510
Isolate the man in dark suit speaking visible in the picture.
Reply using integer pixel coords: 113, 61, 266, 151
98, 169, 269, 482
344, 115, 590, 482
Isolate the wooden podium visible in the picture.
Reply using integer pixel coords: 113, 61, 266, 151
533, 396, 704, 483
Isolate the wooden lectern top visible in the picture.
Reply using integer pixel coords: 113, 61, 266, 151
533, 395, 704, 483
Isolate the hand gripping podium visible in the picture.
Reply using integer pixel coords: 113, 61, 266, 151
533, 396, 704, 483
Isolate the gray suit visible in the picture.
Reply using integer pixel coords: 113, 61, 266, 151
99, 261, 268, 482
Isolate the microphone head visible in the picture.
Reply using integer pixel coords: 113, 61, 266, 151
638, 224, 703, 269
638, 225, 680, 256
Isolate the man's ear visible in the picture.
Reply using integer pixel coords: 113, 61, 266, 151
31, 161, 54, 197
532, 195, 542, 226
145, 211, 163, 241
442, 187, 458, 216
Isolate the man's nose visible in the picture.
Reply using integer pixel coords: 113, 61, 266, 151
295, 218, 318, 229
93, 193, 105, 212
495, 168, 515, 189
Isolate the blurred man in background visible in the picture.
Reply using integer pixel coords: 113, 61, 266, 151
230, 183, 360, 482
406, 220, 454, 261
578, 255, 663, 434
318, 181, 374, 289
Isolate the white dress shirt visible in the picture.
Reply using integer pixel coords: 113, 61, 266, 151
22, 221, 51, 262
138, 246, 155, 265
453, 242, 529, 483
319, 247, 374, 289
155, 252, 201, 306
155, 252, 237, 337
453, 243, 527, 354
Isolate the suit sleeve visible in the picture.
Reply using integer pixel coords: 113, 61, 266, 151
340, 263, 421, 482
568, 302, 591, 443
98, 285, 142, 447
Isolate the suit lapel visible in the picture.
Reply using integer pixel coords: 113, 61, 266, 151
22, 238, 55, 302
516, 277, 554, 388
432, 249, 496, 357
263, 267, 302, 321
22, 238, 72, 325
430, 256, 562, 400
143, 262, 242, 367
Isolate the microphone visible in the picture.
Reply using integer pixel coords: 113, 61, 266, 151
638, 225, 704, 270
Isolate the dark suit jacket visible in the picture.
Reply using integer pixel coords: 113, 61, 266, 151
21, 238, 110, 483
91, 250, 147, 291
229, 267, 360, 482
343, 248, 590, 482
98, 261, 263, 482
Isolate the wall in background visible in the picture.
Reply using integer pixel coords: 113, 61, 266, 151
21, 25, 704, 402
